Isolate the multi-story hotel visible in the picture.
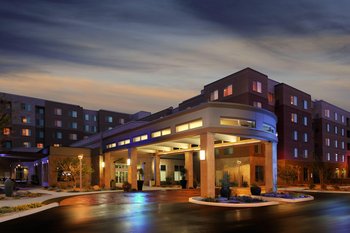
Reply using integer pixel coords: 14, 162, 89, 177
1, 67, 349, 198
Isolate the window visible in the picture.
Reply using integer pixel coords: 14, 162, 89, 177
294, 148, 298, 158
253, 101, 262, 108
342, 128, 345, 136
291, 113, 298, 123
304, 149, 308, 158
118, 139, 131, 146
335, 153, 338, 162
325, 138, 330, 146
255, 166, 264, 182
290, 96, 298, 106
327, 153, 331, 161
210, 90, 219, 101
160, 165, 166, 171
71, 122, 78, 129
341, 115, 345, 123
293, 130, 298, 141
133, 134, 148, 142
335, 112, 338, 121
3, 128, 10, 136
56, 132, 62, 139
151, 128, 171, 138
37, 119, 44, 127
325, 109, 330, 118
263, 123, 275, 133
71, 111, 78, 118
342, 155, 345, 163
21, 103, 31, 111
303, 117, 308, 126
326, 123, 330, 132
342, 141, 345, 149
85, 114, 89, 121
69, 134, 77, 140
84, 125, 90, 132
252, 81, 262, 93
23, 142, 31, 148
335, 140, 338, 148
224, 147, 234, 155
54, 120, 62, 128
36, 143, 43, 149
91, 126, 97, 133
54, 108, 62, 115
106, 116, 113, 123
119, 118, 125, 124
22, 129, 31, 136
335, 126, 338, 134
304, 133, 308, 142
268, 92, 274, 105
3, 141, 12, 149
38, 131, 44, 138
176, 119, 203, 132
223, 85, 233, 97
220, 118, 256, 128
106, 143, 116, 149
303, 100, 308, 109
53, 144, 61, 147
21, 116, 31, 124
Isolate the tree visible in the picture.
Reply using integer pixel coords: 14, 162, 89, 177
55, 157, 93, 189
278, 165, 298, 185
312, 157, 333, 190
0, 97, 10, 147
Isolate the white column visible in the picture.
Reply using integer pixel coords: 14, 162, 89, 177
265, 142, 277, 192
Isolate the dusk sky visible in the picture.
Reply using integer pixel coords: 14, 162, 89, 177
1, 0, 350, 114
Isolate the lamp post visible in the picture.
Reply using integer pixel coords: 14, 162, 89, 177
78, 154, 83, 191
237, 160, 242, 187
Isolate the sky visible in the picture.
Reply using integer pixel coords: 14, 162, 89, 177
1, 0, 350, 114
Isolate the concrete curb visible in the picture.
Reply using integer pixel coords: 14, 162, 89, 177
0, 202, 59, 223
189, 197, 279, 208
279, 188, 350, 195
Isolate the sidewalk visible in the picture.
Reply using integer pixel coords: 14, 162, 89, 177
0, 185, 180, 223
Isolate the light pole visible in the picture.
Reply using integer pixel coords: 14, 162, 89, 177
237, 160, 242, 187
78, 154, 83, 191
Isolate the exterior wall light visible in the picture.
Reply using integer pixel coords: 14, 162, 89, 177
101, 161, 105, 168
199, 150, 206, 160
127, 158, 131, 165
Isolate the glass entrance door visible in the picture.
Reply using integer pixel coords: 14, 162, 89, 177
115, 163, 128, 184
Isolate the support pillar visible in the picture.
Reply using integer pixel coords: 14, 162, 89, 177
265, 142, 277, 192
103, 152, 111, 189
99, 155, 104, 187
185, 151, 194, 188
155, 153, 161, 186
128, 148, 138, 190
200, 132, 215, 198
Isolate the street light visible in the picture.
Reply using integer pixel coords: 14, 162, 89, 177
78, 154, 84, 191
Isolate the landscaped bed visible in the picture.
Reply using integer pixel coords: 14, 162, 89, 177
252, 192, 314, 203
189, 196, 279, 207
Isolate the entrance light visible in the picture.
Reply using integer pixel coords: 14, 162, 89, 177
101, 161, 105, 168
199, 150, 206, 160
127, 158, 131, 165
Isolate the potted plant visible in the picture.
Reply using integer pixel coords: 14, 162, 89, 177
250, 183, 261, 195
122, 181, 131, 192
180, 167, 187, 189
220, 171, 231, 200
137, 168, 144, 191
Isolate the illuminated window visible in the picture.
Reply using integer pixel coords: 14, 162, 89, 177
304, 149, 308, 158
118, 139, 131, 146
55, 120, 62, 127
133, 134, 148, 142
53, 144, 61, 147
326, 123, 330, 132
210, 90, 218, 101
106, 143, 116, 149
220, 118, 256, 128
303, 116, 308, 126
21, 116, 30, 124
106, 116, 113, 123
335, 126, 338, 134
342, 128, 345, 136
69, 134, 77, 140
56, 132, 62, 139
303, 100, 308, 109
23, 142, 31, 148
21, 103, 31, 111
253, 101, 262, 108
290, 96, 298, 106
120, 118, 125, 124
252, 81, 262, 93
341, 115, 345, 123
335, 140, 338, 148
151, 128, 171, 138
37, 143, 43, 149
325, 138, 330, 146
263, 123, 275, 133
54, 108, 62, 115
293, 130, 298, 141
176, 120, 203, 132
327, 153, 330, 161
335, 153, 338, 162
291, 113, 298, 123
71, 122, 77, 129
84, 125, 90, 132
22, 129, 31, 136
304, 133, 308, 142
342, 141, 345, 149
223, 85, 232, 97
268, 92, 274, 105
293, 148, 298, 158
3, 127, 10, 135
324, 109, 330, 118
335, 112, 338, 121
342, 155, 345, 163
85, 114, 89, 121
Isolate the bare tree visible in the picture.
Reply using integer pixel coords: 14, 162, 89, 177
0, 96, 10, 147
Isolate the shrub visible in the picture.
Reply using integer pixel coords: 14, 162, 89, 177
122, 181, 131, 192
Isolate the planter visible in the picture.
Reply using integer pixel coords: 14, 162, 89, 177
180, 179, 187, 189
137, 180, 144, 191
250, 186, 261, 195
220, 187, 231, 199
